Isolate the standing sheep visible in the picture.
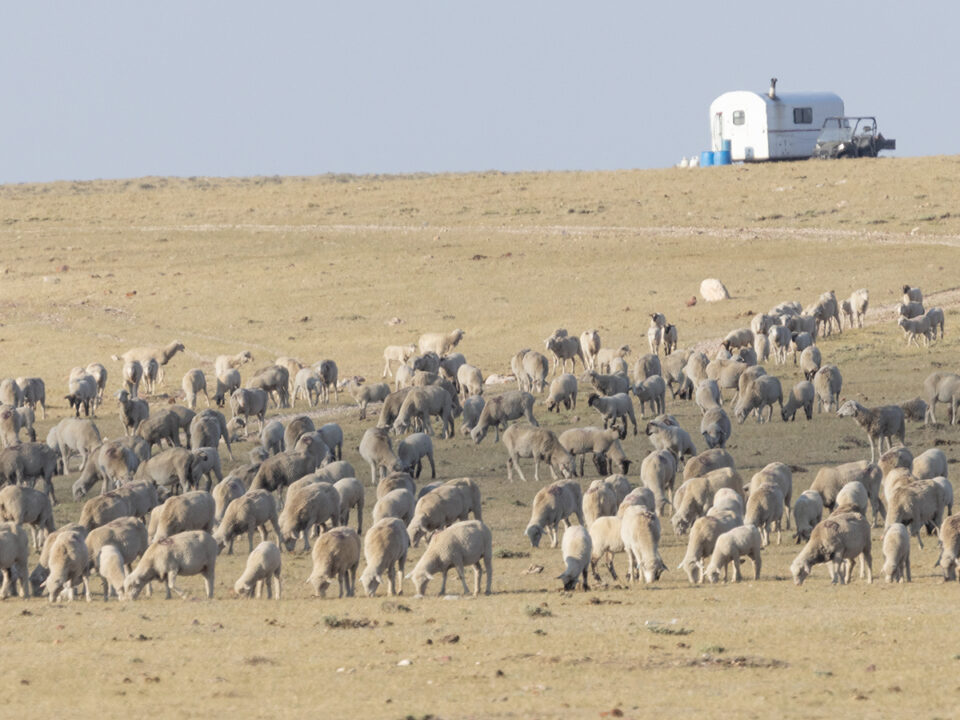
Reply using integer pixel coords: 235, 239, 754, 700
620, 506, 666, 584
418, 329, 465, 357
124, 530, 218, 600
881, 523, 911, 583
790, 512, 872, 585
813, 365, 843, 413
470, 391, 538, 444
181, 369, 209, 410
836, 400, 905, 463
580, 330, 601, 370
525, 480, 584, 548
408, 519, 493, 597
502, 424, 575, 483
359, 517, 410, 597
234, 541, 282, 599
545, 374, 578, 412
703, 525, 763, 583
359, 427, 404, 485
307, 526, 361, 597
557, 525, 592, 591
793, 490, 824, 543
781, 381, 815, 422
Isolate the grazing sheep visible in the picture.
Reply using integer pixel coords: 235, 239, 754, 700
677, 510, 742, 584
0, 442, 61, 505
704, 525, 763, 583
142, 359, 160, 394
545, 373, 578, 412
645, 420, 696, 463
793, 490, 824, 543
781, 381, 815, 421
43, 528, 90, 602
924, 306, 945, 339
211, 368, 242, 408
618, 487, 657, 517
0, 378, 22, 409
214, 490, 282, 554
313, 423, 342, 463
250, 449, 317, 497
408, 519, 493, 597
0, 521, 30, 598
936, 515, 960, 581
247, 365, 291, 408
457, 395, 485, 438
579, 330, 601, 370
767, 325, 792, 365
333, 476, 364, 533
418, 329, 465, 357
518, 350, 549, 393
525, 480, 584, 548
554, 525, 591, 591
502, 424, 575, 483
671, 467, 743, 536
799, 346, 821, 381
16, 377, 46, 419
411, 352, 441, 375
640, 449, 677, 516
359, 427, 404, 485
632, 375, 666, 418
813, 365, 843, 413
456, 364, 484, 398
596, 345, 631, 374
259, 420, 285, 457
133, 447, 199, 498
897, 300, 925, 319
811, 290, 842, 336
923, 371, 960, 425
372, 488, 416, 526
632, 354, 662, 385
879, 446, 913, 479
397, 432, 435, 479
230, 388, 269, 433
234, 541, 282, 599
700, 407, 731, 449
0, 485, 55, 550
835, 481, 870, 516
279, 482, 340, 551
376, 472, 416, 501
695, 379, 722, 414
291, 367, 322, 407
359, 517, 410, 597
307, 526, 361, 597
94, 545, 128, 601
620, 506, 666, 584
900, 396, 929, 424
392, 385, 456, 439
135, 410, 182, 454
744, 483, 784, 546
836, 400, 905, 463
886, 480, 941, 548
152, 491, 216, 542
683, 448, 735, 483
791, 512, 872, 585
721, 328, 754, 351
584, 370, 631, 398
65, 369, 99, 417
881, 523, 911, 583
0, 405, 26, 448
344, 378, 391, 420
582, 483, 617, 528
124, 530, 218, 600
811, 460, 884, 526
912, 448, 948, 481
897, 315, 933, 347
734, 375, 782, 424
587, 393, 638, 437
589, 516, 624, 581
470, 391, 538, 444
750, 313, 778, 337
85, 518, 150, 597
559, 426, 631, 477
213, 476, 246, 525
544, 333, 585, 376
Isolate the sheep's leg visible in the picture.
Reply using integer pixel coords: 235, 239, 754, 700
731, 553, 742, 583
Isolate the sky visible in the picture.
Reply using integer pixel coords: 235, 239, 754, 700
1, 1, 956, 183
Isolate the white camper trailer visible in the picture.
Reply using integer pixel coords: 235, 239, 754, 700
709, 79, 844, 161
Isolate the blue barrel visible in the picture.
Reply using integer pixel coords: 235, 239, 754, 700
700, 151, 714, 167
722, 139, 732, 152
714, 150, 732, 165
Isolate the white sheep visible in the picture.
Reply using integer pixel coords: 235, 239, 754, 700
418, 329, 465, 357
632, 375, 666, 418
881, 523, 911, 583
792, 490, 824, 543
502, 424, 575, 483
703, 525, 762, 583
43, 528, 90, 602
124, 530, 218, 599
525, 480, 584, 548
744, 482, 784, 546
813, 365, 842, 413
639, 449, 677, 516
382, 344, 417, 378
897, 315, 933, 347
700, 407, 731, 449
620, 506, 666, 584
557, 525, 592, 591
408, 519, 493, 597
925, 306, 945, 339
582, 483, 617, 528
181, 369, 209, 410
790, 512, 872, 585
359, 427, 404, 485
645, 420, 696, 463
545, 373, 578, 413
359, 517, 410, 597
372, 488, 416, 526
95, 545, 127, 601
307, 526, 361, 597
234, 541, 282, 599
397, 432, 435, 479
580, 330, 601, 370
936, 515, 960, 581
677, 510, 741, 584
781, 380, 814, 422
588, 515, 623, 581
835, 480, 869, 515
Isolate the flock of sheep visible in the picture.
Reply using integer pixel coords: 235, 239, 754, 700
0, 282, 957, 603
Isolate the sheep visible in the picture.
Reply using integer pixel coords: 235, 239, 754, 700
700, 407, 731, 449
249, 450, 317, 498
835, 481, 870, 516
124, 530, 218, 600
0, 405, 26, 448
502, 424, 575, 483
683, 448, 735, 483
880, 523, 911, 583
254, 420, 283, 458
721, 327, 754, 351
582, 483, 617, 528
0, 378, 22, 408
790, 512, 872, 585
179, 369, 209, 410
579, 330, 601, 370
900, 396, 929, 425
618, 487, 657, 516
886, 480, 941, 548
897, 300, 925, 319
744, 483, 784, 547
932, 476, 954, 517
455, 363, 483, 399
152, 491, 216, 542
519, 350, 549, 393
0, 485, 55, 550
382, 344, 417, 378
113, 341, 186, 386
558, 426, 631, 477
84, 518, 149, 597
585, 393, 636, 439
813, 365, 843, 412
897, 315, 933, 347
332, 477, 364, 533
210, 367, 242, 408
0, 442, 60, 505
584, 370, 631, 398
302, 525, 360, 597
15, 377, 45, 419
459, 396, 485, 437
372, 488, 416, 526
116, 390, 149, 437
470, 391, 538, 444
595, 345, 631, 374
0, 521, 30, 598
407, 519, 493, 597
695, 379, 722, 414
734, 374, 782, 424
397, 432, 435, 479
937, 515, 960, 581
659, 351, 690, 398
645, 420, 696, 463
799, 346, 821, 381
214, 489, 283, 555
845, 288, 869, 329
212, 477, 246, 526
703, 525, 763, 583
392, 385, 456, 439
924, 306, 945, 339
279, 482, 340, 551
343, 378, 390, 420
43, 528, 90, 602
359, 427, 404, 486
230, 388, 269, 433
280, 416, 314, 453
836, 400, 905, 463
640, 449, 677, 516
544, 333, 585, 376
811, 460, 884, 525
133, 447, 199, 498
359, 517, 410, 597
288, 367, 319, 408
662, 325, 678, 355
632, 375, 666, 418
912, 448, 948, 482
142, 358, 160, 394
620, 506, 666, 584
770, 300, 803, 319
589, 516, 624, 581
234, 541, 282, 599
923, 371, 960, 425
647, 324, 663, 355
418, 329, 465, 358
632, 354, 662, 385
879, 446, 913, 479
525, 480, 584, 548
670, 467, 743, 536
590, 474, 631, 506
191, 408, 236, 460
767, 325, 792, 365
676, 509, 741, 584
248, 365, 291, 408
745, 463, 793, 528
750, 313, 778, 337
781, 381, 815, 421
135, 411, 182, 454
811, 290, 842, 336
376, 472, 416, 502
552, 525, 592, 591
545, 373, 578, 412
93, 545, 128, 601
793, 490, 824, 543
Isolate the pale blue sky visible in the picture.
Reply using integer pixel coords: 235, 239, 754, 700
1, 1, 954, 183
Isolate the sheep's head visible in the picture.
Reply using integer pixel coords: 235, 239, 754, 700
556, 453, 575, 479
234, 579, 255, 597
122, 572, 145, 600
359, 569, 380, 597
790, 558, 811, 586
525, 524, 543, 548
407, 520, 426, 548
586, 393, 600, 408
405, 568, 431, 598
704, 567, 721, 584
642, 558, 667, 584
558, 572, 579, 592
835, 400, 858, 418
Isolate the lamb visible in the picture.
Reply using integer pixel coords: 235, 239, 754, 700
645, 420, 696, 463
65, 369, 98, 417
135, 410, 181, 453
767, 325, 792, 365
306, 526, 360, 597
813, 365, 843, 412
781, 381, 815, 421
344, 378, 391, 420
670, 467, 743, 535
372, 488, 416, 526
230, 388, 269, 433
677, 510, 742, 584
181, 369, 209, 410
545, 373, 578, 412
333, 477, 364, 533
0, 442, 61, 505
620, 506, 666, 584
0, 522, 30, 598
587, 393, 638, 437
790, 512, 873, 585
502, 424, 575, 483
359, 517, 410, 596
113, 341, 185, 386
418, 329, 465, 357
700, 407, 731, 449
0, 485, 55, 550
734, 375, 782, 424
459, 396, 485, 437
580, 330, 601, 370
470, 391, 538, 444
912, 448, 948, 482
525, 480, 584, 548
123, 530, 218, 599
793, 490, 824, 543
359, 427, 404, 485
836, 400, 905, 463
584, 370, 631, 397
16, 377, 46, 419
582, 483, 617, 528
43, 528, 90, 602
937, 515, 960, 581
799, 346, 821, 381
152, 491, 216, 542
408, 519, 493, 597
279, 482, 340, 551
392, 385, 456, 439
886, 480, 941, 548
897, 315, 933, 347
881, 523, 911, 583
632, 375, 666, 418
704, 525, 763, 583
234, 541, 282, 599
640, 449, 677, 516
397, 432, 435, 479
559, 426, 631, 477
721, 327, 754, 351
544, 333, 585, 376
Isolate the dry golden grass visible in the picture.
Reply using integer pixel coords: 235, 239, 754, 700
1, 157, 960, 719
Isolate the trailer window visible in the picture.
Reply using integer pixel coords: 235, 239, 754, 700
732, 110, 745, 125
793, 107, 813, 124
